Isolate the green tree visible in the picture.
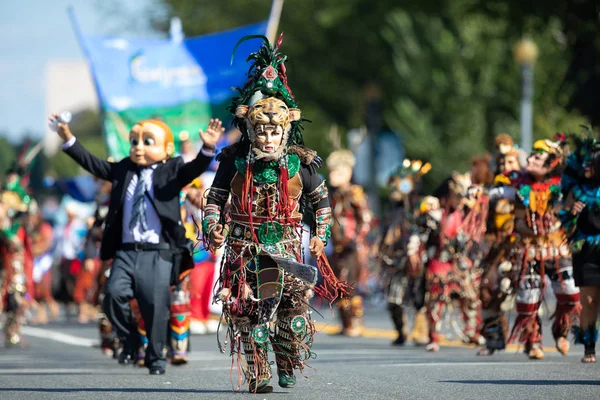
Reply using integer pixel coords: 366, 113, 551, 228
382, 3, 587, 184
0, 134, 17, 180
143, 0, 400, 157
107, 0, 595, 188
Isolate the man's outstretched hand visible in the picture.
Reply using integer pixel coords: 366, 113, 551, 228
49, 113, 73, 142
199, 119, 225, 150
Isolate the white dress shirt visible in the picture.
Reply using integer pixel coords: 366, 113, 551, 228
61, 137, 162, 243
122, 164, 161, 244
61, 136, 216, 244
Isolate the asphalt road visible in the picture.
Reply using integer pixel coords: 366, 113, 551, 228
1, 307, 598, 400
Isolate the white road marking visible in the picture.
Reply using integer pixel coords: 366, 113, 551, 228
0, 368, 97, 374
379, 361, 565, 367
21, 326, 99, 348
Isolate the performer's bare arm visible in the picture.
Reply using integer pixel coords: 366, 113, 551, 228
303, 167, 331, 258
204, 155, 236, 250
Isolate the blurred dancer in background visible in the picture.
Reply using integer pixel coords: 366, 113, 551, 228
27, 203, 59, 324
327, 149, 372, 337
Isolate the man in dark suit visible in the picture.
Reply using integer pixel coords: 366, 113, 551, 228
50, 114, 224, 374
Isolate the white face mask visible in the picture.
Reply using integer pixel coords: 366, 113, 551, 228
429, 208, 443, 222
254, 126, 284, 154
328, 166, 353, 188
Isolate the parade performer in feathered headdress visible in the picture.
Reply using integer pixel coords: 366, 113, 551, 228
378, 159, 431, 346
559, 128, 600, 363
203, 33, 349, 393
506, 136, 580, 360
0, 160, 35, 347
477, 134, 524, 356
419, 172, 488, 352
326, 141, 373, 337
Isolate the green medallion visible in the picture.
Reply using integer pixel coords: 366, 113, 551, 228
291, 316, 307, 337
258, 221, 284, 245
252, 326, 269, 344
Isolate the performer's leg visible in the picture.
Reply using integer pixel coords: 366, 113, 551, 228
411, 275, 429, 345
478, 263, 507, 355
189, 261, 215, 334
96, 262, 119, 358
425, 266, 448, 352
509, 267, 543, 359
129, 299, 148, 366
41, 271, 60, 321
388, 303, 406, 345
239, 325, 272, 393
3, 251, 27, 347
346, 295, 364, 337
31, 283, 48, 325
337, 297, 352, 334
74, 259, 95, 324
460, 295, 484, 345
550, 260, 580, 356
426, 299, 445, 352
98, 312, 119, 357
575, 286, 600, 363
169, 277, 191, 365
103, 251, 137, 361
272, 276, 313, 389
478, 308, 508, 355
134, 251, 172, 372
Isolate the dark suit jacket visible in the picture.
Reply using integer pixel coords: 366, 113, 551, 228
64, 140, 213, 277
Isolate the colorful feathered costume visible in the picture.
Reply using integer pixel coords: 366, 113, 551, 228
203, 34, 348, 393
560, 129, 600, 362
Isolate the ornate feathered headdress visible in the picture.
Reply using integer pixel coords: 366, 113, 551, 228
562, 126, 600, 192
495, 133, 520, 157
385, 158, 431, 202
228, 33, 305, 147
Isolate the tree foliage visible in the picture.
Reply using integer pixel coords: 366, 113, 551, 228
118, 0, 598, 186
383, 4, 588, 183
0, 135, 16, 181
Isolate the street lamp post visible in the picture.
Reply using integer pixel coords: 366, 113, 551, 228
513, 38, 539, 153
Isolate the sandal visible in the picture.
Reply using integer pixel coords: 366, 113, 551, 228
582, 353, 596, 363
582, 342, 596, 363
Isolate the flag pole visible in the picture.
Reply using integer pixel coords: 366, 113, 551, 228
266, 0, 285, 42
66, 6, 111, 155
67, 6, 92, 59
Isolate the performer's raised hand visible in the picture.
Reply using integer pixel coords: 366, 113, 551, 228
309, 237, 324, 258
210, 224, 225, 249
49, 113, 73, 142
407, 254, 421, 278
199, 118, 225, 150
571, 201, 586, 216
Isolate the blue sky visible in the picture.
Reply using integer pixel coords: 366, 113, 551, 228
0, 0, 156, 142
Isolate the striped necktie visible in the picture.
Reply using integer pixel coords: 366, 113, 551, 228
129, 169, 151, 232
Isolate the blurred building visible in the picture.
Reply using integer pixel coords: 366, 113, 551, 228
44, 60, 98, 156
351, 128, 405, 188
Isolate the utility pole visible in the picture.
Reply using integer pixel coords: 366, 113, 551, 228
514, 38, 539, 152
